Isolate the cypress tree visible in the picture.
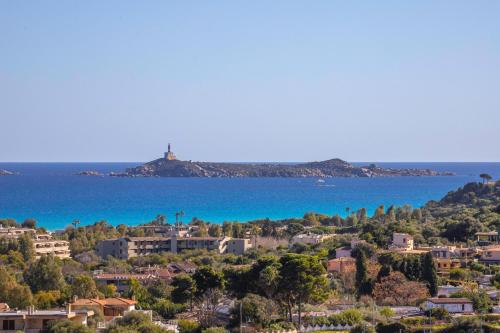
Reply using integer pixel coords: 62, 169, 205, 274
421, 252, 438, 296
355, 250, 371, 296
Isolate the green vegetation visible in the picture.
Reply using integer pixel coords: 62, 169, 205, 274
0, 180, 499, 332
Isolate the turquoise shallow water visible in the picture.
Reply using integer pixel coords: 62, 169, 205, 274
0, 162, 499, 230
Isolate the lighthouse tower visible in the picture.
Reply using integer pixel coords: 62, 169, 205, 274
164, 143, 177, 161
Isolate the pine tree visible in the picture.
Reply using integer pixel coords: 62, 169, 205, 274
421, 252, 438, 296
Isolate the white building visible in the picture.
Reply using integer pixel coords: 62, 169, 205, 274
437, 285, 463, 297
425, 298, 473, 313
290, 233, 333, 246
391, 233, 414, 251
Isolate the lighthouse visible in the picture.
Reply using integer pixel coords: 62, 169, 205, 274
164, 143, 177, 160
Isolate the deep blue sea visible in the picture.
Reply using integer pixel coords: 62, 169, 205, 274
0, 162, 499, 230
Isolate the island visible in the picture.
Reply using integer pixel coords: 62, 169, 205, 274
76, 171, 104, 177
123, 144, 453, 178
0, 169, 16, 176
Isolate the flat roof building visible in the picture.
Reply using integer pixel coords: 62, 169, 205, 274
97, 236, 252, 260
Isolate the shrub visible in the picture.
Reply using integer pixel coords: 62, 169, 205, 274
153, 299, 186, 319
351, 322, 376, 333
376, 322, 408, 333
178, 319, 201, 333
202, 327, 228, 333
426, 307, 450, 321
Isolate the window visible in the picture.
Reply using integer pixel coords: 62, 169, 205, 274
3, 320, 15, 330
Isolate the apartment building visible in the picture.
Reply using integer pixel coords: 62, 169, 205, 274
0, 226, 34, 239
33, 236, 71, 259
97, 236, 252, 259
0, 306, 93, 333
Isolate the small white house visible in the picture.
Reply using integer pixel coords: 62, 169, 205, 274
425, 298, 473, 313
437, 285, 464, 297
290, 233, 333, 246
391, 233, 414, 251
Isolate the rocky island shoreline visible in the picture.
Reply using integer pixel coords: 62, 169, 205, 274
0, 169, 17, 176
118, 145, 454, 178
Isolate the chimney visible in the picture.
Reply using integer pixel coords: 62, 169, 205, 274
66, 303, 72, 313
73, 295, 78, 302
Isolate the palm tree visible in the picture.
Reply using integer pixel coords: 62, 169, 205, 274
480, 173, 493, 184
71, 220, 80, 229
179, 211, 185, 225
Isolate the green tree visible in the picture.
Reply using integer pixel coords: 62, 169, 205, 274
71, 275, 99, 299
208, 224, 222, 237
34, 290, 61, 309
98, 284, 117, 298
22, 219, 37, 229
222, 222, 233, 237
18, 233, 35, 261
25, 254, 65, 293
232, 223, 243, 238
355, 250, 372, 297
193, 266, 225, 297
47, 320, 93, 333
232, 294, 275, 328
153, 299, 186, 319
127, 278, 152, 308
171, 274, 196, 306
480, 173, 492, 184
421, 252, 438, 296
373, 205, 385, 219
278, 254, 329, 326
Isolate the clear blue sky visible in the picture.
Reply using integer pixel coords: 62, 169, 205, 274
1, 1, 499, 162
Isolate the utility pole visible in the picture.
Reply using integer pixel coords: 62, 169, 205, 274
429, 308, 432, 333
239, 301, 243, 333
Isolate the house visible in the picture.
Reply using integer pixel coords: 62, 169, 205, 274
93, 273, 158, 293
476, 231, 498, 245
479, 246, 500, 265
168, 261, 197, 274
437, 285, 464, 297
70, 297, 136, 321
335, 246, 352, 259
327, 257, 356, 274
425, 298, 473, 313
0, 305, 93, 333
335, 239, 366, 259
391, 233, 414, 251
434, 258, 461, 276
290, 233, 333, 246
